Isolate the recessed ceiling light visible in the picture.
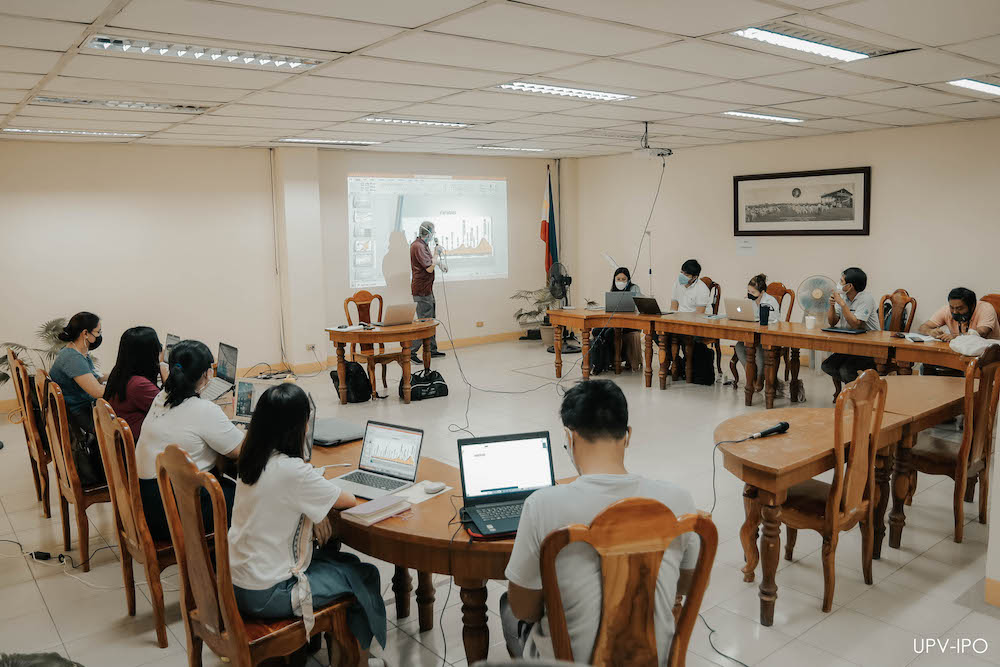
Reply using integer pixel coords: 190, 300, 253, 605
33, 95, 211, 113
732, 27, 868, 62
948, 78, 1000, 96
86, 36, 324, 71
2, 128, 144, 137
476, 145, 546, 152
723, 110, 803, 123
497, 81, 635, 101
277, 138, 381, 145
364, 117, 470, 128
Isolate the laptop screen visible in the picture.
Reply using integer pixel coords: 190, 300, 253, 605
303, 392, 316, 463
359, 421, 423, 481
217, 342, 237, 383
459, 433, 554, 500
165, 333, 180, 358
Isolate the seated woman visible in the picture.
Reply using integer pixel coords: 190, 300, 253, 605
591, 267, 642, 375
229, 384, 387, 667
136, 340, 243, 542
734, 274, 781, 391
105, 327, 170, 441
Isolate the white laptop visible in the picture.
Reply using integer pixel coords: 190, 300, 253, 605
233, 377, 282, 424
375, 303, 417, 327
164, 333, 180, 358
332, 421, 424, 499
724, 298, 757, 322
201, 342, 237, 401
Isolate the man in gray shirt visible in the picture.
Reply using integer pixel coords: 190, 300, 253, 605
500, 380, 698, 664
821, 266, 880, 399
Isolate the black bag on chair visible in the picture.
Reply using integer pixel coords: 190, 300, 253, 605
399, 369, 449, 400
691, 343, 716, 386
329, 362, 372, 403
66, 409, 106, 488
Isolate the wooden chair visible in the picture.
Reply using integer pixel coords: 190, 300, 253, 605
7, 350, 52, 518
36, 370, 110, 572
905, 346, 1000, 543
345, 290, 406, 399
879, 289, 917, 334
156, 445, 362, 667
94, 399, 176, 648
729, 282, 795, 389
778, 370, 887, 612
539, 498, 717, 666
981, 293, 1000, 319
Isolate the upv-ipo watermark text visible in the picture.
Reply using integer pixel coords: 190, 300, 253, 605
914, 638, 989, 655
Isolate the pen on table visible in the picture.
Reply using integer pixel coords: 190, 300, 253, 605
320, 463, 352, 469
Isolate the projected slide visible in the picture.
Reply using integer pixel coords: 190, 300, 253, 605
347, 175, 509, 288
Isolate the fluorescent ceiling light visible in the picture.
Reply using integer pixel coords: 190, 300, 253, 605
476, 145, 546, 152
278, 138, 381, 145
497, 81, 635, 101
948, 78, 1000, 96
33, 95, 210, 113
2, 128, 144, 137
364, 117, 470, 128
86, 36, 324, 71
723, 110, 803, 123
732, 27, 868, 62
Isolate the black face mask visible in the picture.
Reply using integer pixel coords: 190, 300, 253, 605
89, 334, 103, 350
952, 311, 971, 323
747, 292, 757, 301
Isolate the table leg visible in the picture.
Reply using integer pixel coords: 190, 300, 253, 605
889, 435, 914, 549
898, 361, 913, 376
455, 578, 489, 664
764, 347, 778, 409
789, 348, 803, 403
759, 502, 782, 626
744, 341, 757, 407
685, 339, 694, 384
416, 571, 435, 633
392, 566, 412, 621
740, 485, 761, 582
335, 343, 348, 405
614, 328, 621, 375
423, 339, 431, 370
553, 325, 563, 379
659, 334, 668, 390
671, 336, 681, 381
581, 329, 591, 380
644, 331, 653, 388
873, 450, 893, 559
401, 341, 412, 404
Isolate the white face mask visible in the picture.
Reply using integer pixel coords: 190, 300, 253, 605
615, 280, 628, 290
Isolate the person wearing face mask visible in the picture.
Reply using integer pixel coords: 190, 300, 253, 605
669, 259, 710, 314
734, 274, 781, 391
822, 266, 880, 399
591, 267, 642, 375
409, 221, 447, 363
135, 339, 245, 541
918, 287, 999, 376
500, 380, 698, 662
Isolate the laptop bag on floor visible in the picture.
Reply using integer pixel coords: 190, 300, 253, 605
399, 369, 449, 400
329, 362, 372, 403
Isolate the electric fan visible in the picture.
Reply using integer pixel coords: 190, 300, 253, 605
546, 262, 581, 353
797, 275, 836, 317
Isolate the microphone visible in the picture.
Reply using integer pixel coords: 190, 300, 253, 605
751, 422, 789, 439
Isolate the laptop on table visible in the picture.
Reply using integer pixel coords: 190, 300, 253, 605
458, 431, 555, 537
633, 296, 675, 316
375, 303, 417, 327
202, 342, 238, 401
724, 297, 757, 322
164, 333, 180, 358
332, 421, 424, 499
605, 291, 636, 313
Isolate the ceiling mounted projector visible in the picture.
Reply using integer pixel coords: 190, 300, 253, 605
632, 122, 673, 159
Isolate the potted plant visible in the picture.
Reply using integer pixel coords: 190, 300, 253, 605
0, 318, 70, 387
511, 287, 559, 343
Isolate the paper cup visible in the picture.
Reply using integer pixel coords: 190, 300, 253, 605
805, 315, 817, 329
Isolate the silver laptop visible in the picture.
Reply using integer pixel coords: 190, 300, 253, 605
164, 333, 180, 358
375, 303, 417, 327
202, 342, 237, 401
605, 291, 636, 313
332, 421, 424, 499
724, 298, 757, 322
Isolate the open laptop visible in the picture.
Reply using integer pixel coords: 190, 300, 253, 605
164, 333, 180, 359
375, 303, 417, 327
457, 431, 555, 537
303, 392, 316, 462
332, 421, 424, 499
201, 342, 237, 401
605, 291, 636, 313
724, 298, 757, 322
633, 296, 674, 316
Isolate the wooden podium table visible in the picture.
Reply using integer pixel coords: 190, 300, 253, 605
326, 321, 437, 404
545, 309, 658, 385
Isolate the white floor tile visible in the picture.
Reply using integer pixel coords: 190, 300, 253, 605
0, 608, 63, 654
0, 579, 48, 622
689, 606, 794, 666
48, 586, 156, 643
885, 553, 988, 603
64, 619, 182, 667
800, 608, 919, 667
720, 585, 836, 637
757, 639, 859, 667
939, 612, 1000, 666
845, 580, 972, 636
775, 550, 875, 608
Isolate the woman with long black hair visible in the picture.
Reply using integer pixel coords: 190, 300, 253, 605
105, 326, 169, 440
591, 267, 642, 375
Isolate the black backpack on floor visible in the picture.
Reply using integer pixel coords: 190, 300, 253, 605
329, 362, 372, 403
399, 369, 449, 401
691, 343, 716, 386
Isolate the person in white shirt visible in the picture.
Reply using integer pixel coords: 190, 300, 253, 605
735, 273, 782, 391
501, 380, 699, 664
136, 340, 244, 541
670, 259, 711, 314
822, 267, 880, 399
229, 384, 386, 667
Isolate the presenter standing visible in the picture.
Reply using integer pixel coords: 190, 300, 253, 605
410, 221, 446, 363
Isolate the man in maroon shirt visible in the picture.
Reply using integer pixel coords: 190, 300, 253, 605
410, 221, 446, 362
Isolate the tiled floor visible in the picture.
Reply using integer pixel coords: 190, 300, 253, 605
1, 340, 998, 666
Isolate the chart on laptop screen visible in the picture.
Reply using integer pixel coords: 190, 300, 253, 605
461, 437, 552, 498
361, 424, 422, 478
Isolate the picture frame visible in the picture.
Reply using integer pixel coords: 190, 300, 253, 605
734, 166, 871, 236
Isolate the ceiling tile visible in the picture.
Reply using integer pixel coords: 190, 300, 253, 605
478, 121, 580, 135
188, 115, 323, 130
623, 41, 807, 79
109, 0, 401, 52
706, 129, 775, 141
2, 134, 134, 142
805, 117, 892, 131
555, 104, 687, 121
11, 115, 171, 131
386, 102, 531, 122
667, 114, 779, 130
0, 0, 114, 23
837, 49, 997, 85
17, 104, 198, 122
749, 68, 896, 96
515, 113, 628, 128
156, 124, 284, 136
772, 97, 894, 116
847, 86, 968, 108
61, 54, 291, 89
241, 91, 401, 112
278, 75, 456, 102
774, 0, 847, 8
211, 104, 361, 122
222, 0, 480, 28
922, 101, 1000, 119
546, 60, 721, 93
850, 109, 956, 125
43, 76, 253, 103
312, 57, 514, 89
437, 90, 586, 112
0, 16, 83, 51
519, 0, 792, 37
152, 131, 279, 140
675, 81, 817, 105
744, 124, 830, 136
618, 94, 737, 114
364, 33, 591, 74
0, 72, 42, 89
821, 0, 1000, 47
924, 76, 1000, 100
0, 102, 14, 113
293, 127, 424, 139
430, 3, 672, 56
944, 36, 1000, 66
0, 46, 63, 74
322, 122, 445, 136
0, 89, 27, 103
437, 128, 539, 139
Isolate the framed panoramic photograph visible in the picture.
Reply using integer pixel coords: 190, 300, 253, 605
734, 166, 871, 236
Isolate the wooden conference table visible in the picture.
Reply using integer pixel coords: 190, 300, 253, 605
326, 320, 437, 404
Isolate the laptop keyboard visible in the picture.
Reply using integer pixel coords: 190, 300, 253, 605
201, 377, 232, 401
476, 503, 522, 521
342, 470, 406, 491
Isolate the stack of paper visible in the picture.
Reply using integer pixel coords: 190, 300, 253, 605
341, 495, 411, 526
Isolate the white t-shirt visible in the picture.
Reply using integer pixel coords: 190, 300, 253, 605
671, 279, 712, 313
136, 391, 244, 479
229, 453, 343, 590
505, 474, 699, 664
833, 290, 880, 330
